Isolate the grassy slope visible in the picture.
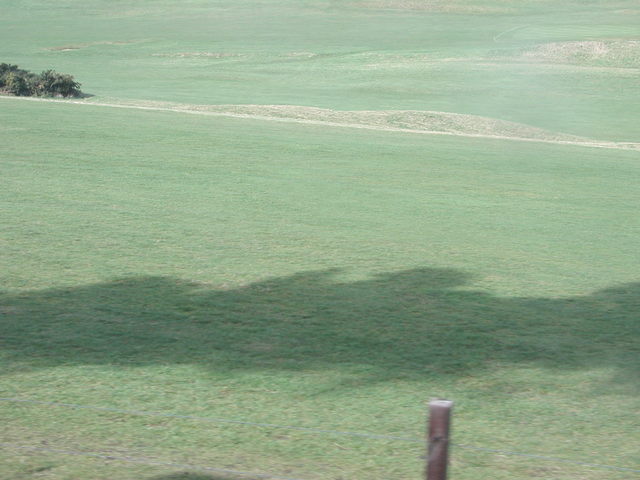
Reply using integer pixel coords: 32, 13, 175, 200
1, 1, 640, 479
1, 1, 639, 141
2, 99, 639, 480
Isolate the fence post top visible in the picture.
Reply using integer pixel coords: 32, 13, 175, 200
429, 400, 453, 409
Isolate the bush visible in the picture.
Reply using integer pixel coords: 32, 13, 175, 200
37, 70, 82, 97
4, 71, 32, 96
0, 63, 26, 89
0, 63, 83, 97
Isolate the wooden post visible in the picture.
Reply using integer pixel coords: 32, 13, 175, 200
426, 400, 453, 480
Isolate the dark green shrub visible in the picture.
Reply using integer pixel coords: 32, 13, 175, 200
4, 71, 31, 96
0, 63, 83, 97
37, 69, 82, 97
0, 63, 24, 89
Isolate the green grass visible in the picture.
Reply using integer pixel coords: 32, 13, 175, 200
1, 1, 640, 479
2, 0, 640, 140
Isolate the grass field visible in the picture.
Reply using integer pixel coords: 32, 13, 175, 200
1, 1, 639, 479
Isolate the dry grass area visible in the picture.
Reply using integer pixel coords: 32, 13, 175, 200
493, 40, 640, 68
101, 99, 582, 142
8, 95, 638, 149
87, 97, 640, 148
152, 52, 323, 60
204, 104, 589, 141
45, 41, 137, 52
283, 52, 319, 58
151, 52, 244, 59
352, 0, 514, 14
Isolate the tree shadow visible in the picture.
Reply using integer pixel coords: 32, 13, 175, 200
149, 473, 241, 480
1, 267, 638, 390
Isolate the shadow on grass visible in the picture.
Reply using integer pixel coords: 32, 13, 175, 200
149, 473, 240, 480
1, 267, 638, 389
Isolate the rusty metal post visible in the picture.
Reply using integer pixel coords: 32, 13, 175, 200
426, 400, 453, 480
